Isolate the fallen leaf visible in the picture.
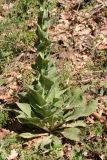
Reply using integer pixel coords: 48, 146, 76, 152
7, 149, 18, 160
0, 129, 9, 139
97, 43, 107, 50
0, 16, 4, 22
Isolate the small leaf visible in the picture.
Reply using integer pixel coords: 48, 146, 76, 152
61, 128, 81, 141
37, 0, 44, 5
40, 136, 52, 150
36, 25, 48, 41
31, 54, 49, 72
52, 136, 62, 149
0, 78, 6, 86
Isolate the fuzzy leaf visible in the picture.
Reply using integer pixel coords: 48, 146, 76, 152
39, 74, 54, 90
28, 87, 46, 106
19, 133, 37, 139
61, 120, 86, 128
31, 54, 49, 72
61, 128, 81, 141
16, 103, 32, 117
18, 117, 49, 131
52, 136, 62, 149
67, 100, 97, 121
36, 25, 48, 41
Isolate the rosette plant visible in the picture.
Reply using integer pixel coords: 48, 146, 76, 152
14, 0, 97, 140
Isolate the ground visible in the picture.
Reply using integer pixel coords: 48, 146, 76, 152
0, 0, 107, 159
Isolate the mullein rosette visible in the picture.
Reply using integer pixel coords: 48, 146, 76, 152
15, 0, 97, 140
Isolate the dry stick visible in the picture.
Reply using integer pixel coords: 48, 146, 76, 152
92, 112, 107, 131
92, 112, 105, 122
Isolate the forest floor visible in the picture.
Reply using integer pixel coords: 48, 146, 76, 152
0, 0, 107, 159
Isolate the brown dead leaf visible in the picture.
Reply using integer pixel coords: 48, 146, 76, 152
96, 0, 107, 4
60, 144, 71, 159
97, 43, 107, 50
0, 15, 4, 21
7, 149, 18, 160
3, 3, 14, 11
0, 129, 9, 139
0, 95, 11, 100
96, 0, 103, 3
26, 19, 35, 29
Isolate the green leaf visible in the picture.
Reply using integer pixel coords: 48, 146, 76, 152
67, 100, 97, 121
18, 117, 49, 131
38, 10, 49, 31
37, 0, 44, 5
46, 84, 56, 103
0, 78, 6, 86
38, 11, 44, 28
85, 100, 97, 116
40, 136, 52, 150
31, 54, 49, 72
16, 103, 32, 117
28, 87, 46, 106
61, 128, 81, 141
36, 25, 48, 41
31, 103, 51, 118
104, 101, 107, 108
16, 112, 27, 118
61, 120, 86, 128
39, 74, 54, 90
52, 136, 62, 149
35, 40, 51, 53
19, 133, 37, 139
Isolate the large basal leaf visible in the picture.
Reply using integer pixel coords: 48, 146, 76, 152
19, 132, 48, 139
16, 103, 32, 117
68, 100, 97, 121
61, 128, 81, 141
19, 133, 38, 139
61, 120, 86, 128
18, 117, 49, 132
85, 100, 97, 115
